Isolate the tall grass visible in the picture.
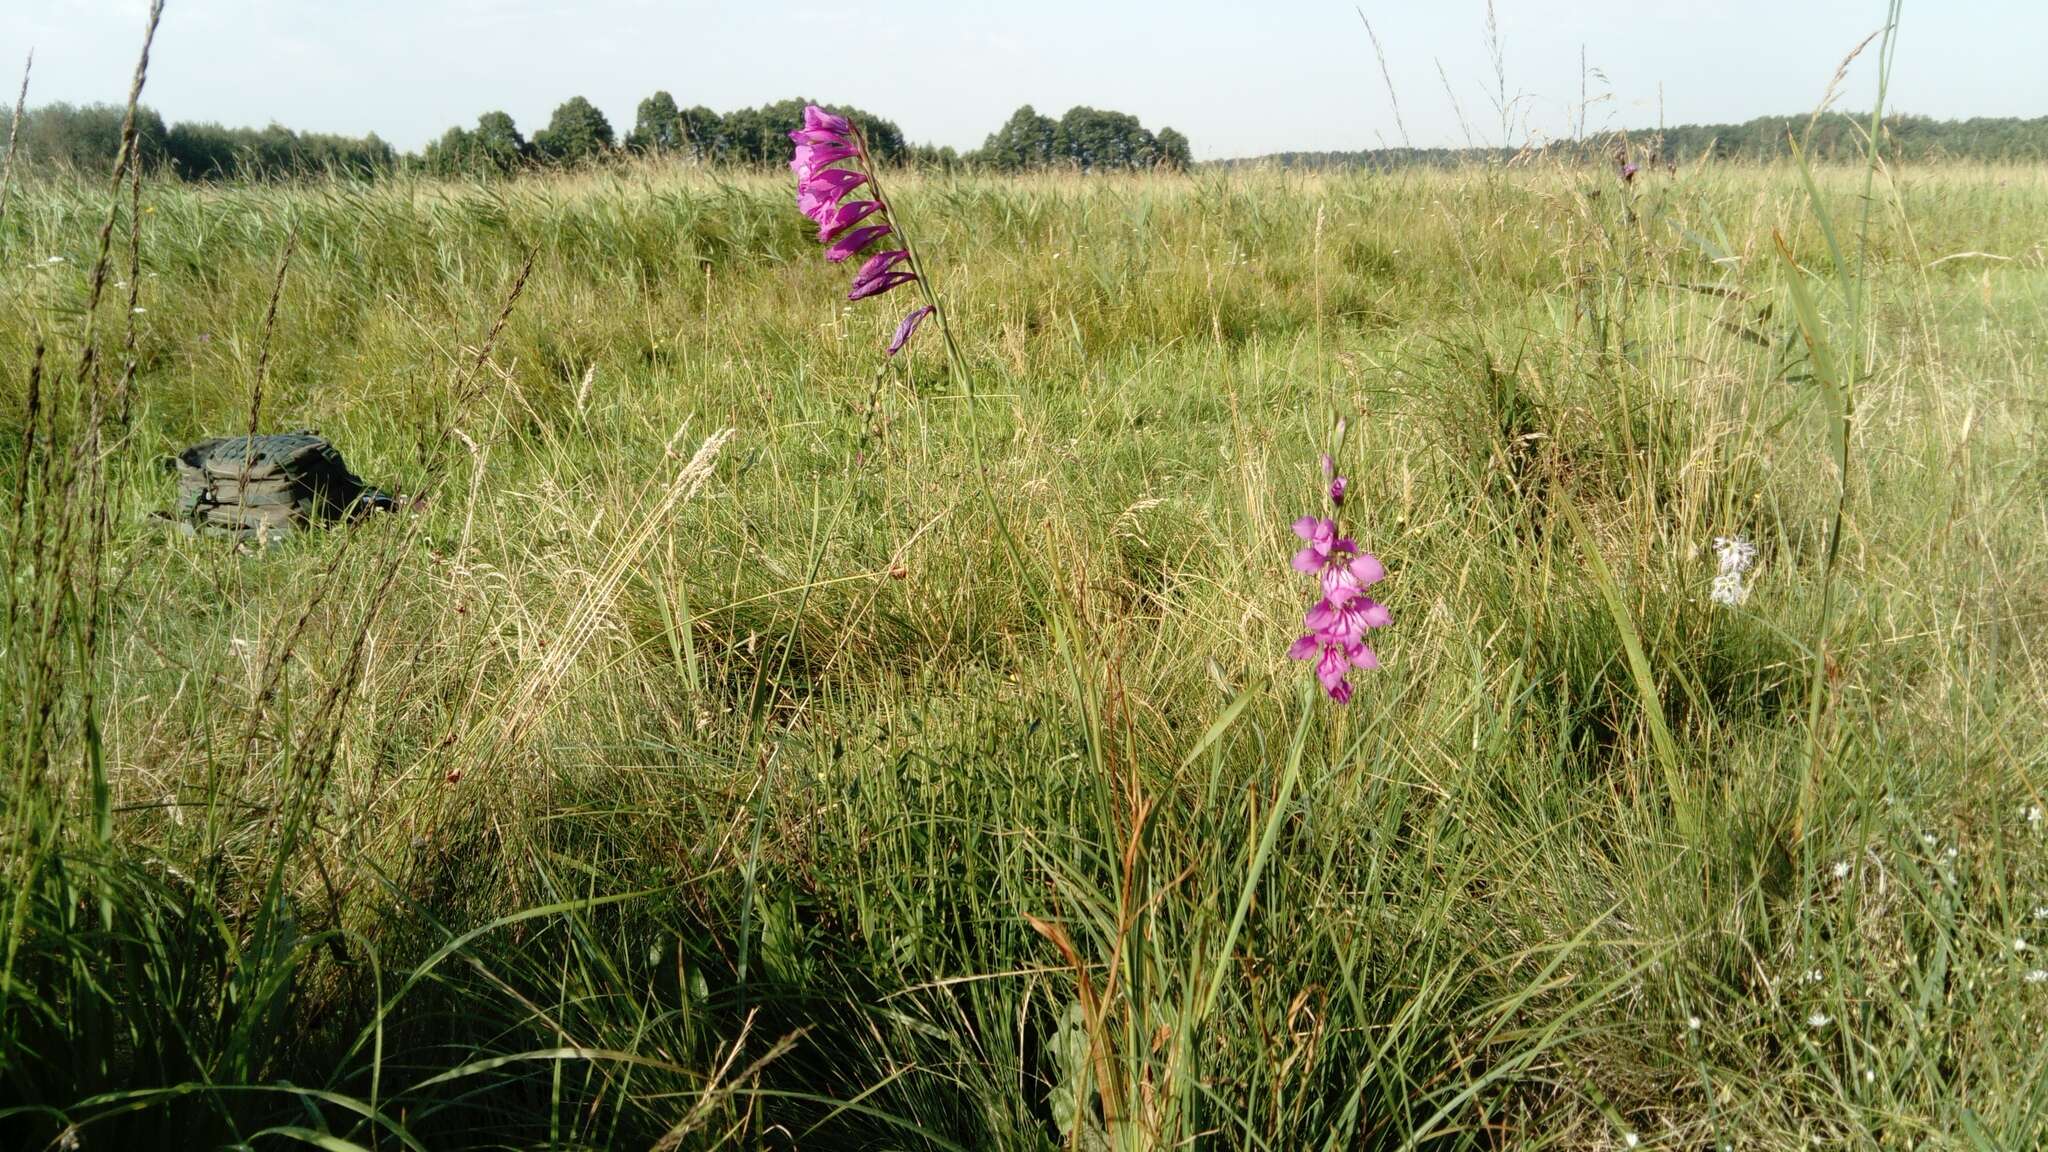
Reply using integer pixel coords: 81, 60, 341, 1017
2, 123, 2046, 1147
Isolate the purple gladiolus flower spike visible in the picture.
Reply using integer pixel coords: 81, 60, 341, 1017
790, 105, 943, 355
1286, 482, 1387, 702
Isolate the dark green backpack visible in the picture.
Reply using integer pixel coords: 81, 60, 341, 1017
171, 432, 393, 540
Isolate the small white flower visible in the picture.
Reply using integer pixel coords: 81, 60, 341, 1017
1710, 570, 1748, 608
44, 255, 66, 265
1624, 1134, 1639, 1149
131, 306, 147, 314
1803, 968, 1825, 984
2032, 905, 2047, 921
1832, 860, 1851, 880
1687, 1015, 1701, 1031
1863, 1067, 1875, 1083
2027, 805, 2043, 826
1807, 1010, 1832, 1028
2017, 938, 2031, 953
1713, 534, 1757, 575
1920, 832, 1938, 848
2025, 969, 2048, 984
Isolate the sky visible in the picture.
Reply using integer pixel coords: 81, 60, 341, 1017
5, 1, 2045, 160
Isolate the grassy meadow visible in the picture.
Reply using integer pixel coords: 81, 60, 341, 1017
2, 157, 2047, 1149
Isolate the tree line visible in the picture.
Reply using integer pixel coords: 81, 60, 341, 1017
1237, 112, 2048, 170
5, 96, 1191, 182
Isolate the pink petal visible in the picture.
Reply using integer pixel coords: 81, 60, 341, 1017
1286, 634, 1318, 660
1356, 598, 1391, 629
1291, 547, 1323, 574
1348, 554, 1385, 586
1291, 516, 1321, 542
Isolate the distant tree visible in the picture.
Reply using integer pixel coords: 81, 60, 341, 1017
675, 105, 722, 159
472, 110, 528, 171
976, 105, 1061, 170
533, 97, 615, 165
628, 91, 684, 153
17, 102, 169, 173
1154, 127, 1192, 170
1057, 106, 1157, 171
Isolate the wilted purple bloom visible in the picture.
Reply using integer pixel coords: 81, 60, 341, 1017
817, 199, 884, 243
1621, 162, 1639, 184
888, 306, 934, 356
824, 224, 892, 263
1329, 475, 1348, 506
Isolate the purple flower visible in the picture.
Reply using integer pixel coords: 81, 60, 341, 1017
797, 167, 868, 220
1621, 162, 1639, 183
790, 105, 940, 355
792, 140, 857, 181
888, 306, 934, 356
1290, 516, 1357, 574
824, 224, 892, 263
1286, 635, 1377, 703
1329, 475, 1347, 506
1286, 503, 1386, 702
803, 105, 851, 137
848, 249, 916, 300
817, 199, 884, 243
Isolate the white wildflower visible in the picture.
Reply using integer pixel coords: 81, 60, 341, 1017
2016, 938, 2030, 953
1863, 1067, 1875, 1083
1920, 833, 1938, 849
2032, 905, 2047, 921
1708, 535, 1756, 608
1807, 1010, 1832, 1028
1944, 846, 1959, 861
1832, 860, 1851, 880
44, 255, 66, 265
1624, 1134, 1639, 1149
1710, 570, 1748, 608
1803, 968, 1825, 984
2025, 969, 2047, 984
1687, 1015, 1702, 1031
131, 306, 147, 314
1713, 535, 1757, 574
2026, 805, 2043, 827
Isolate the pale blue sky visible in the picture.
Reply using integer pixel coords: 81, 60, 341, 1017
5, 1, 2043, 159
